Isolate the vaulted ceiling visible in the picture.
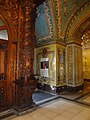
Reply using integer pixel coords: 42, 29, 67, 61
35, 0, 90, 46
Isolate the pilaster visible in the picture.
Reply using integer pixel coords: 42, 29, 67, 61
66, 37, 83, 92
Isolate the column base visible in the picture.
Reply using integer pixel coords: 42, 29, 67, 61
13, 102, 36, 115
37, 82, 66, 94
37, 82, 84, 93
37, 83, 57, 94
66, 84, 84, 93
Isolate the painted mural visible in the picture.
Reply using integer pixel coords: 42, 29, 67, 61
35, 4, 49, 38
35, 1, 53, 44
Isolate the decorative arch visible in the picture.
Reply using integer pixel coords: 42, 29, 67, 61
64, 1, 90, 40
0, 6, 18, 108
0, 7, 17, 42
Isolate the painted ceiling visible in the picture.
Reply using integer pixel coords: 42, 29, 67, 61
35, 0, 90, 46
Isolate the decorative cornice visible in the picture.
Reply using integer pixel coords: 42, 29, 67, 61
36, 39, 66, 48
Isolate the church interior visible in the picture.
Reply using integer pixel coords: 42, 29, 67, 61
0, 0, 90, 119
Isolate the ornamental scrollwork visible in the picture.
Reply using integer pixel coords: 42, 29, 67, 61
4, 1, 19, 31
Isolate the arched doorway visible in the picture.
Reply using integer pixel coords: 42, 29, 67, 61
73, 17, 90, 90
0, 11, 17, 111
63, 3, 90, 99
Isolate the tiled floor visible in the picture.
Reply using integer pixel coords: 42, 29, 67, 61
10, 98, 90, 120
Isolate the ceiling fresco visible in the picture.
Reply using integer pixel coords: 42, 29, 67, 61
35, 0, 90, 46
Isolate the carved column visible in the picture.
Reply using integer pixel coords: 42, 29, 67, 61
66, 37, 84, 92
19, 0, 35, 81
13, 0, 36, 112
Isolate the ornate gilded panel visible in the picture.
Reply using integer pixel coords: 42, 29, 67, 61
56, 45, 66, 86
66, 43, 83, 86
74, 45, 83, 84
66, 45, 73, 85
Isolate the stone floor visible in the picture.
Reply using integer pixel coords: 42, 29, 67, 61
83, 96, 90, 103
3, 98, 90, 120
59, 81, 90, 105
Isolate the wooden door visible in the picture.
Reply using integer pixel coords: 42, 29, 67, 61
0, 41, 17, 111
0, 40, 8, 111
